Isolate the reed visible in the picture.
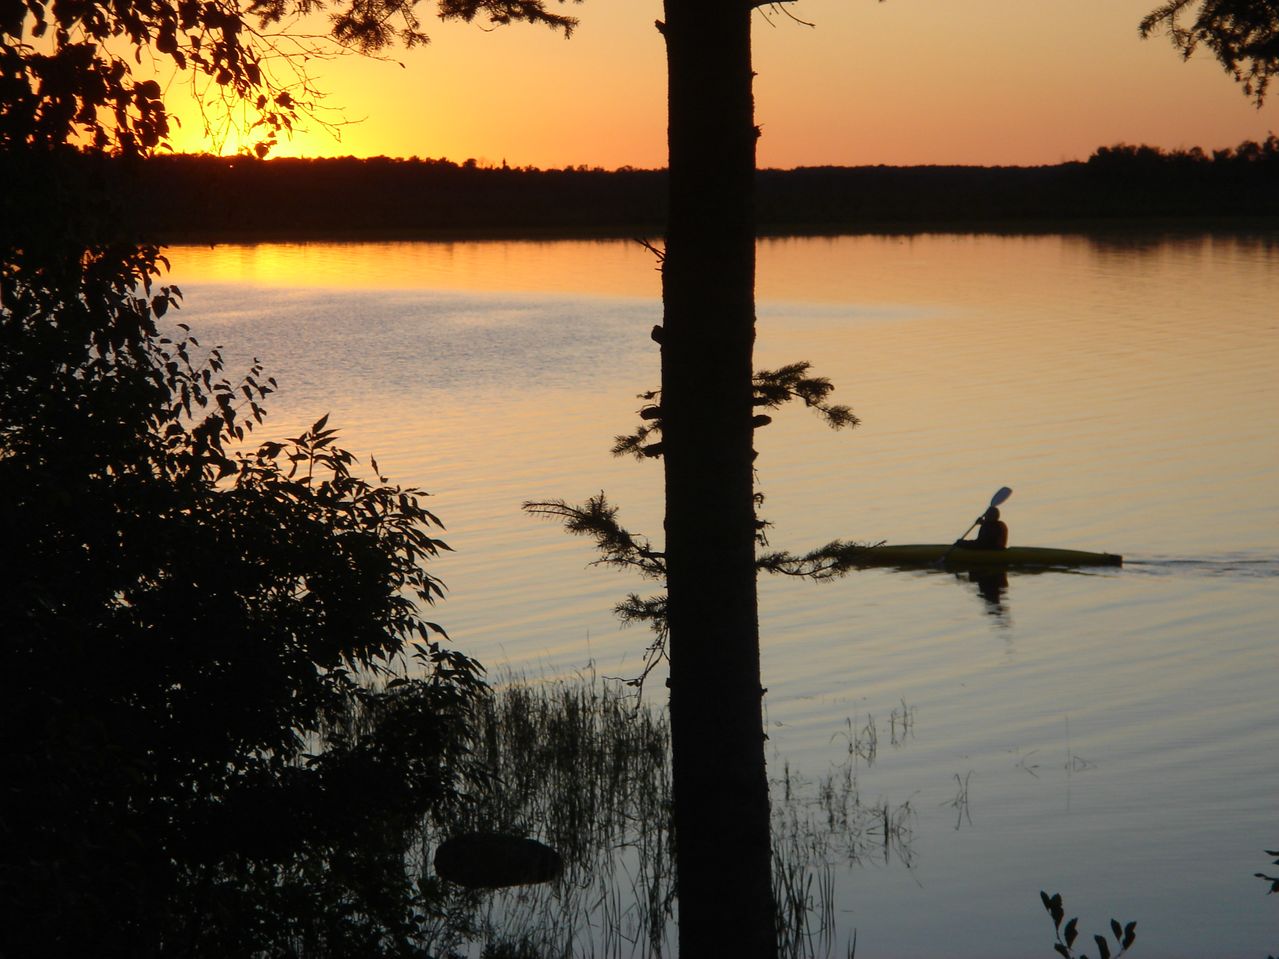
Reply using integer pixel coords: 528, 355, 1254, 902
409, 671, 912, 958
404, 668, 673, 959
946, 771, 974, 829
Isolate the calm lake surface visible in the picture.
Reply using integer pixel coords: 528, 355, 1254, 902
171, 232, 1277, 958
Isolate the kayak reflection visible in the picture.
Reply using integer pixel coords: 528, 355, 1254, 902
957, 569, 1010, 623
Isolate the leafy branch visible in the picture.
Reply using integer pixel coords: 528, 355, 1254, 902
1256, 847, 1279, 893
1041, 891, 1137, 959
5, 0, 579, 159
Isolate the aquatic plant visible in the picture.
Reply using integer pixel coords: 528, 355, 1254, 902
1256, 848, 1279, 894
1257, 848, 1279, 959
406, 673, 912, 959
1040, 891, 1137, 959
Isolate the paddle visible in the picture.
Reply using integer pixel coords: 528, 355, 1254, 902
937, 487, 1013, 567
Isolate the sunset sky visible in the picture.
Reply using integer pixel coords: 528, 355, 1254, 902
162, 0, 1277, 168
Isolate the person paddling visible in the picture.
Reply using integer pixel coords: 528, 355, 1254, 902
937, 487, 1012, 566
954, 506, 1008, 551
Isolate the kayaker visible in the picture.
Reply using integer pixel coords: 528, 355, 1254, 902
954, 506, 1008, 551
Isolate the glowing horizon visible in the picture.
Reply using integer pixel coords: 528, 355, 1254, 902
153, 0, 1275, 169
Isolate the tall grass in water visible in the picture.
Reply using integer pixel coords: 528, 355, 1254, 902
771, 712, 916, 959
410, 669, 674, 959
406, 671, 911, 959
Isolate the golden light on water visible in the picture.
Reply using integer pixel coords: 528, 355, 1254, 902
169, 238, 664, 296
168, 232, 1278, 560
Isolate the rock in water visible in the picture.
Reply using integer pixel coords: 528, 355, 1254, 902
433, 832, 564, 889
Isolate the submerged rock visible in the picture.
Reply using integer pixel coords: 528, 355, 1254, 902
433, 832, 564, 889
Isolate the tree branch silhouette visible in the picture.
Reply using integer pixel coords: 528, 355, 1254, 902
1141, 0, 1279, 105
612, 361, 859, 461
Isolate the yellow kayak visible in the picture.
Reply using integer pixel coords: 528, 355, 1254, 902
851, 544, 1122, 569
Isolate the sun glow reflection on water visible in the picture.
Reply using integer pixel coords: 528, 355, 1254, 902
170, 232, 1277, 958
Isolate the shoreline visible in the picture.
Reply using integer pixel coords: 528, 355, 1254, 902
156, 215, 1279, 246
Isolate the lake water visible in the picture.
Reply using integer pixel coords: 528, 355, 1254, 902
169, 232, 1278, 958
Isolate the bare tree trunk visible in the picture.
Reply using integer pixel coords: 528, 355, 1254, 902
660, 1, 777, 956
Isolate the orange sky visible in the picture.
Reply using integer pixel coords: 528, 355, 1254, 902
161, 0, 1276, 168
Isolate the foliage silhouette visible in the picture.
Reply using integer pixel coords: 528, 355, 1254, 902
1260, 848, 1279, 959
0, 252, 489, 951
611, 361, 858, 461
13, 142, 1276, 243
1141, 0, 1279, 105
1041, 891, 1137, 959
1258, 848, 1279, 894
2, 0, 576, 156
526, 361, 864, 687
0, 1, 581, 953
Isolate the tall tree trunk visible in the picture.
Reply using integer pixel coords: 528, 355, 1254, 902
660, 2, 777, 956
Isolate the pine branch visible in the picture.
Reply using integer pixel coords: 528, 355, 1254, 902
439, 0, 581, 37
611, 420, 661, 460
523, 494, 666, 578
753, 361, 860, 431
612, 360, 858, 460
1140, 0, 1279, 105
757, 539, 885, 580
609, 593, 669, 691
534, 362, 860, 694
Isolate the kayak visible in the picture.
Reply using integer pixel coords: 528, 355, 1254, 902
850, 544, 1123, 570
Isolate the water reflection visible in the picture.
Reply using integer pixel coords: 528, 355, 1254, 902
1074, 227, 1279, 259
957, 568, 1010, 623
424, 673, 915, 959
168, 237, 664, 298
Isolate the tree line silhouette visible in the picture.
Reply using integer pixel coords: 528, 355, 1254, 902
36, 138, 1276, 241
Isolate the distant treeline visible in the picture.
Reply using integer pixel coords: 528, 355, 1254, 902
17, 138, 1279, 241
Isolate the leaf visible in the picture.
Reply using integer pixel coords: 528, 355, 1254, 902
1122, 922, 1137, 949
1095, 934, 1111, 959
1053, 945, 1070, 959
1064, 917, 1079, 948
1110, 919, 1122, 942
1049, 893, 1064, 928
